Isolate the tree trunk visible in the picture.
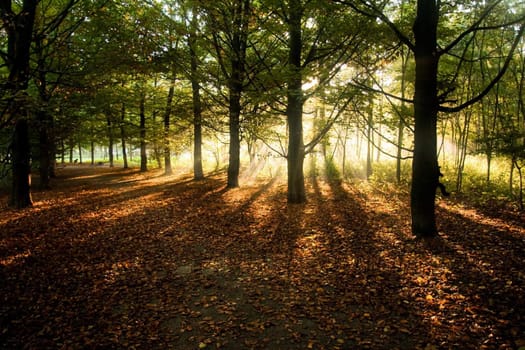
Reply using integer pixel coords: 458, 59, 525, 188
107, 117, 114, 167
120, 103, 128, 169
38, 110, 51, 189
60, 139, 65, 164
227, 86, 241, 188
286, 0, 306, 203
225, 0, 249, 188
140, 94, 148, 172
410, 0, 439, 237
69, 139, 74, 163
455, 110, 471, 192
90, 139, 95, 165
366, 98, 373, 180
189, 13, 204, 180
3, 0, 37, 208
164, 81, 175, 175
396, 47, 408, 183
10, 119, 33, 208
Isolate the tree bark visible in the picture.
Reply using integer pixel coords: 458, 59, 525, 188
90, 138, 94, 166
366, 98, 373, 180
227, 85, 241, 188
107, 116, 114, 168
226, 0, 248, 188
10, 118, 33, 208
396, 47, 409, 184
38, 109, 52, 189
410, 0, 439, 237
120, 103, 128, 169
139, 94, 148, 172
286, 0, 306, 203
3, 0, 37, 208
164, 81, 175, 175
78, 141, 82, 164
189, 19, 204, 180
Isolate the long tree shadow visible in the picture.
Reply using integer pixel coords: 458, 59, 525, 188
419, 204, 525, 348
8, 163, 521, 349
0, 167, 232, 348
314, 158, 432, 349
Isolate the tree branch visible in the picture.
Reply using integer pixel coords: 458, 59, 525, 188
440, 22, 525, 113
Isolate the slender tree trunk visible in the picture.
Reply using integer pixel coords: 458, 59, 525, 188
376, 104, 382, 162
286, 0, 306, 203
78, 142, 82, 164
60, 139, 65, 164
341, 126, 349, 176
69, 139, 74, 163
396, 48, 408, 183
366, 98, 373, 180
120, 103, 128, 169
410, 0, 439, 237
90, 140, 94, 165
107, 117, 114, 168
455, 110, 471, 192
164, 80, 175, 175
189, 24, 204, 180
511, 157, 524, 210
38, 110, 51, 189
140, 94, 148, 172
396, 116, 404, 183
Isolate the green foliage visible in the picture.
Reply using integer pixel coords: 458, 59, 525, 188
368, 159, 412, 185
323, 156, 342, 181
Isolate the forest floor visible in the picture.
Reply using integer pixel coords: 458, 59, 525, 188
1, 165, 525, 349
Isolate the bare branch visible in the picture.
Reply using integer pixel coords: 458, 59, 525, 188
440, 0, 505, 55
440, 23, 525, 113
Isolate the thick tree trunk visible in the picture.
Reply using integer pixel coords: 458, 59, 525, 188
410, 0, 439, 237
227, 87, 241, 188
192, 82, 204, 180
226, 0, 249, 188
286, 0, 306, 203
3, 0, 37, 208
140, 95, 148, 172
10, 119, 33, 208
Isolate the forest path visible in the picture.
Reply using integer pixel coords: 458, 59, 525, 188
1, 165, 524, 349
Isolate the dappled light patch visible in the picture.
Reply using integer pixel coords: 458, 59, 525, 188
0, 249, 32, 266
439, 200, 525, 235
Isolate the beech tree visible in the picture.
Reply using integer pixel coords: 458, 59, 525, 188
265, 0, 372, 203
1, 0, 38, 208
200, 0, 253, 188
338, 0, 525, 237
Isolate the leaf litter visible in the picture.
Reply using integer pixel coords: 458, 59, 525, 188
1, 166, 524, 349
